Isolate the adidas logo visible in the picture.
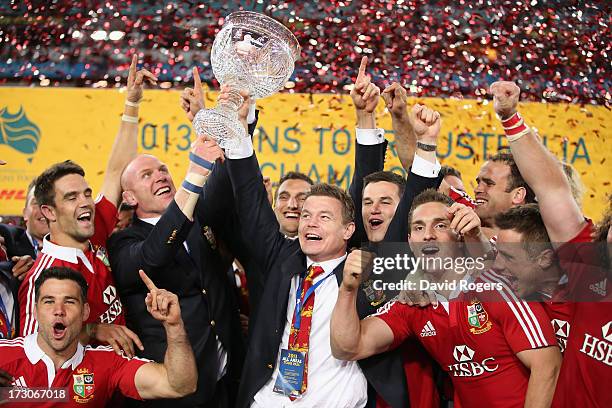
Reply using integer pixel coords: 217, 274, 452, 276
589, 279, 607, 297
12, 376, 27, 387
420, 320, 437, 337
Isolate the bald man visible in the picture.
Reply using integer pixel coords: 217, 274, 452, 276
107, 138, 245, 408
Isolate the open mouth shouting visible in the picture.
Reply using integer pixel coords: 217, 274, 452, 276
368, 217, 384, 230
305, 233, 322, 241
421, 244, 440, 256
76, 210, 93, 226
284, 211, 300, 220
474, 197, 488, 207
52, 321, 67, 340
154, 186, 172, 197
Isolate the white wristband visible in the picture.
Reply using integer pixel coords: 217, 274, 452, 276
125, 100, 141, 107
122, 114, 138, 124
507, 127, 530, 142
185, 172, 207, 187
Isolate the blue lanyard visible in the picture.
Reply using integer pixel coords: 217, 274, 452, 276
0, 292, 11, 339
293, 270, 335, 331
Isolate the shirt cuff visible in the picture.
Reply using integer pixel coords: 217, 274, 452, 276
356, 128, 385, 145
247, 103, 256, 124
226, 137, 254, 159
411, 153, 441, 178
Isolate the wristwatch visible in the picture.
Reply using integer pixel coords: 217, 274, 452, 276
416, 141, 437, 151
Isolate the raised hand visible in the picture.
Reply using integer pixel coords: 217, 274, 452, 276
447, 203, 482, 238
188, 135, 225, 176
381, 82, 408, 119
140, 269, 182, 327
489, 81, 520, 120
180, 67, 205, 121
341, 249, 375, 292
217, 84, 252, 126
350, 56, 380, 114
408, 104, 441, 144
126, 54, 158, 103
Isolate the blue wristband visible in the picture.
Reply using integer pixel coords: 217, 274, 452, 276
189, 152, 214, 171
181, 179, 203, 194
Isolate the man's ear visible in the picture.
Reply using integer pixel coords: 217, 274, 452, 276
83, 303, 90, 322
40, 205, 56, 223
122, 190, 137, 207
536, 248, 555, 269
511, 187, 527, 205
344, 222, 356, 240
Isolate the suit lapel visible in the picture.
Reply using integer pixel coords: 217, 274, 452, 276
276, 250, 306, 329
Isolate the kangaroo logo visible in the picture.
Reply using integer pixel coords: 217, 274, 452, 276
0, 106, 41, 154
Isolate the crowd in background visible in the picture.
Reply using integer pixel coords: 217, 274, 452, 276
0, 0, 609, 104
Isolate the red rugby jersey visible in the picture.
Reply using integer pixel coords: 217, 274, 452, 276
0, 333, 149, 407
552, 221, 611, 407
373, 270, 556, 408
19, 195, 124, 335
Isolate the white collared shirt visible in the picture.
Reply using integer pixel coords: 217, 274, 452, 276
23, 333, 85, 387
252, 253, 368, 408
41, 236, 94, 274
139, 216, 227, 380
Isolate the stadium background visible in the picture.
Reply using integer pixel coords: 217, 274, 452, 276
0, 1, 610, 217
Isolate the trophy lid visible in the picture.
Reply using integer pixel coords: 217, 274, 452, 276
226, 11, 301, 62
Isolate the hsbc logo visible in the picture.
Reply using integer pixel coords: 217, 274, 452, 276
603, 321, 612, 342
453, 345, 475, 362
448, 345, 498, 377
580, 321, 612, 366
102, 285, 117, 305
552, 319, 571, 353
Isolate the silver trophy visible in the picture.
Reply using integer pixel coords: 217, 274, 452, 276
193, 11, 300, 148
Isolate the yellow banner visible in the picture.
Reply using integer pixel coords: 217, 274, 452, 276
1, 88, 610, 218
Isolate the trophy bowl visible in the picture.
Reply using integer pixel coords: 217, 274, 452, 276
193, 11, 301, 149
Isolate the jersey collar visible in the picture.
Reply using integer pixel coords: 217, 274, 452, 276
41, 235, 95, 274
24, 333, 85, 386
435, 272, 474, 314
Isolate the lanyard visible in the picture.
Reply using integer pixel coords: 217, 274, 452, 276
292, 270, 335, 331
0, 291, 11, 338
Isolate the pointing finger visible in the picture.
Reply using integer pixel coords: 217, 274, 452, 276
357, 56, 368, 79
193, 67, 202, 96
139, 269, 158, 291
128, 54, 137, 86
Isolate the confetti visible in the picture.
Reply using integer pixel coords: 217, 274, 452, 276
0, 1, 608, 105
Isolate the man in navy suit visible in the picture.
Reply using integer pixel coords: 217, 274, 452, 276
225, 138, 410, 407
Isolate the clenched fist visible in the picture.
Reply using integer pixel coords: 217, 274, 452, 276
341, 249, 375, 292
489, 81, 520, 120
381, 82, 409, 119
408, 104, 441, 144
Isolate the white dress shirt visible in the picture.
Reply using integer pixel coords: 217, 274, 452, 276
356, 127, 441, 177
252, 254, 368, 408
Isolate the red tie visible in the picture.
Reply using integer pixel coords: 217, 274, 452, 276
288, 265, 325, 399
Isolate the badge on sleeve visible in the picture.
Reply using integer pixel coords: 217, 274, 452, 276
272, 349, 305, 398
